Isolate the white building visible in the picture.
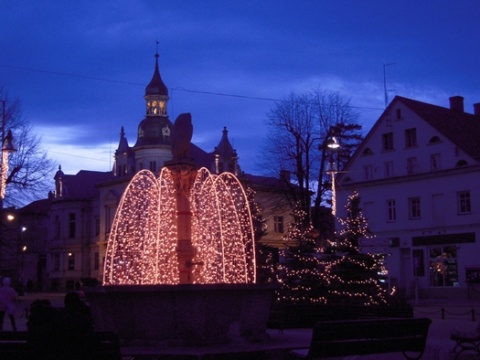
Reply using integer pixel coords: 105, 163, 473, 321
336, 95, 480, 299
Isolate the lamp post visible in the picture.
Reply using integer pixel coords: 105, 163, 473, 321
325, 136, 340, 217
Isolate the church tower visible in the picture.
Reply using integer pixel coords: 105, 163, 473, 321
212, 127, 240, 176
132, 52, 173, 174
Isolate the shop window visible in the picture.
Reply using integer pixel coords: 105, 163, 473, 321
429, 246, 458, 287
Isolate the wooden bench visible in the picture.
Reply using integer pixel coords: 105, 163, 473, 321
450, 328, 480, 359
0, 330, 122, 360
289, 317, 432, 360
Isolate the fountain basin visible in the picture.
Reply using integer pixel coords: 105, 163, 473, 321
85, 284, 275, 346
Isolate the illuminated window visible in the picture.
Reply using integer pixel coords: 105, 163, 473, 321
457, 191, 471, 214
429, 246, 458, 287
274, 216, 284, 233
408, 197, 421, 219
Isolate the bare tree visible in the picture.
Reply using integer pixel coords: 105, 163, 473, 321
1, 88, 57, 207
259, 89, 362, 227
261, 92, 319, 216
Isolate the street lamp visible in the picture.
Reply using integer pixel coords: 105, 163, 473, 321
325, 137, 340, 217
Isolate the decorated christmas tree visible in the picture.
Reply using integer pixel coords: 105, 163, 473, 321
324, 190, 388, 306
275, 205, 329, 304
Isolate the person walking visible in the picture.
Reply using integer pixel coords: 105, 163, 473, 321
0, 277, 18, 331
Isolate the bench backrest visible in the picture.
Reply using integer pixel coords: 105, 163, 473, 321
308, 317, 432, 358
0, 331, 121, 360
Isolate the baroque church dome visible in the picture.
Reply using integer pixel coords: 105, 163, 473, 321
134, 52, 172, 148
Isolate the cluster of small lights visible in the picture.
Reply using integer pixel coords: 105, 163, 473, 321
103, 169, 178, 285
191, 168, 256, 284
103, 167, 256, 285
0, 151, 9, 199
264, 193, 388, 306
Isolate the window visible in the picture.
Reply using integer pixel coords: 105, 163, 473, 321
69, 213, 76, 239
53, 253, 60, 271
387, 199, 396, 221
457, 191, 471, 214
68, 253, 75, 270
430, 153, 441, 170
408, 197, 421, 219
384, 161, 394, 177
364, 164, 373, 180
149, 161, 156, 173
54, 216, 60, 239
405, 128, 417, 148
94, 252, 99, 270
95, 216, 100, 236
407, 157, 417, 174
396, 109, 402, 120
429, 246, 458, 287
105, 206, 112, 233
429, 136, 441, 144
274, 216, 284, 233
382, 132, 394, 151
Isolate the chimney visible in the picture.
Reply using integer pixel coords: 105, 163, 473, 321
449, 96, 464, 112
474, 103, 480, 116
279, 170, 291, 183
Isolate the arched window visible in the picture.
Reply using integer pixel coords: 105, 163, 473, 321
456, 160, 468, 167
429, 136, 441, 144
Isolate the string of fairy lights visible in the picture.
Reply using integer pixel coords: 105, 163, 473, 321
263, 191, 388, 306
103, 167, 256, 285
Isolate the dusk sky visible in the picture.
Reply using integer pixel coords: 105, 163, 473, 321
1, 1, 479, 176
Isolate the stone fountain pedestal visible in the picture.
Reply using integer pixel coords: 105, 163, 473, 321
85, 284, 275, 346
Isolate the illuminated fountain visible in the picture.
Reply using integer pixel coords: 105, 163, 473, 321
103, 167, 256, 286
86, 114, 273, 346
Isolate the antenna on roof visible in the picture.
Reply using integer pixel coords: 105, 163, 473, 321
383, 63, 396, 108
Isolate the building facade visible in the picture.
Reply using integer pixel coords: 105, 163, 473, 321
336, 95, 480, 299
13, 53, 293, 291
